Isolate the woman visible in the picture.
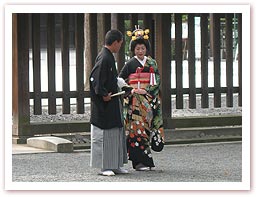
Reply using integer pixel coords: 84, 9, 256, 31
119, 27, 164, 171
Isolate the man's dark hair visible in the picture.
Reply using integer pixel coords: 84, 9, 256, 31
105, 29, 123, 46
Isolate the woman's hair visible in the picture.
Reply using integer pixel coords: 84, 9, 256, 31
129, 37, 151, 56
105, 29, 123, 46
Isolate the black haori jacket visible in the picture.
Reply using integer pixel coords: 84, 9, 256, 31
89, 47, 123, 129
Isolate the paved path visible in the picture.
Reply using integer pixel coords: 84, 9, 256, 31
12, 141, 242, 182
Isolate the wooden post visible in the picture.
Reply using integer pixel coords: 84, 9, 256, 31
188, 14, 196, 109
155, 14, 171, 121
237, 14, 242, 107
212, 14, 221, 108
84, 13, 97, 91
61, 14, 70, 114
111, 13, 125, 72
201, 14, 209, 108
97, 13, 111, 52
225, 14, 234, 107
75, 14, 85, 114
143, 14, 154, 57
97, 14, 105, 52
32, 14, 42, 115
12, 14, 31, 143
174, 14, 183, 109
130, 14, 138, 30
47, 14, 57, 114
104, 13, 111, 34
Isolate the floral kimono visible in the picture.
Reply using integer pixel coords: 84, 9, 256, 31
119, 56, 164, 169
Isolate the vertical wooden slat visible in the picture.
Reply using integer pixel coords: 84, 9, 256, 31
188, 14, 196, 109
237, 14, 242, 107
97, 13, 111, 57
225, 14, 234, 107
143, 14, 152, 30
75, 14, 85, 114
61, 14, 70, 114
47, 14, 56, 114
154, 14, 161, 70
201, 14, 209, 108
150, 19, 155, 59
143, 14, 154, 57
112, 13, 125, 72
32, 14, 42, 115
97, 14, 105, 52
130, 14, 138, 58
84, 13, 97, 91
175, 14, 183, 109
131, 14, 138, 29
104, 13, 111, 34
90, 14, 98, 69
155, 14, 171, 119
13, 14, 31, 137
13, 14, 18, 122
212, 14, 221, 108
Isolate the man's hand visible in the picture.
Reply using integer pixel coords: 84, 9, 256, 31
103, 92, 112, 102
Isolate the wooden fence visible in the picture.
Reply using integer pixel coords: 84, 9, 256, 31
12, 13, 242, 142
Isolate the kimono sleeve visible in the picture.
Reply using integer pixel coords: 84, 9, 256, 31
119, 63, 130, 81
145, 59, 161, 98
90, 59, 109, 96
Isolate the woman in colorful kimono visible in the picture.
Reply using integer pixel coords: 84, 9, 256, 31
119, 27, 164, 171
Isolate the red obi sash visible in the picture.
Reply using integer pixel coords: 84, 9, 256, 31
128, 67, 156, 89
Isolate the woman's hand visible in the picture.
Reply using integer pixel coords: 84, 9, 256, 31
131, 88, 147, 95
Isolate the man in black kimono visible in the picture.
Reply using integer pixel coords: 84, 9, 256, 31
89, 29, 129, 176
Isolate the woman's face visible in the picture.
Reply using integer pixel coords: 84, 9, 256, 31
134, 44, 147, 60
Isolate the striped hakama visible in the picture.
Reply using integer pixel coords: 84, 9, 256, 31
90, 125, 128, 169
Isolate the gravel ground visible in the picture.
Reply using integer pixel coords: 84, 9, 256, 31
12, 142, 242, 183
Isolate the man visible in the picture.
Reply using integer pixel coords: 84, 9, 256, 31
89, 30, 128, 176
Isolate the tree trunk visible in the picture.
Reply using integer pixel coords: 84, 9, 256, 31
84, 13, 91, 91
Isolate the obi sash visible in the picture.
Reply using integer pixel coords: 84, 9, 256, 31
128, 66, 156, 89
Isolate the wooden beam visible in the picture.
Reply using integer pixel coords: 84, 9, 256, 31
30, 122, 91, 135
30, 115, 242, 135
12, 14, 31, 138
164, 115, 242, 129
155, 14, 171, 118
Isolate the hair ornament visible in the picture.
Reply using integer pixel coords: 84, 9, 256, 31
126, 25, 150, 41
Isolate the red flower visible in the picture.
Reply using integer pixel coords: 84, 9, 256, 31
137, 137, 141, 142
140, 146, 144, 150
130, 142, 135, 147
129, 133, 135, 138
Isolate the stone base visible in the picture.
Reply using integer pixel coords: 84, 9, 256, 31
27, 136, 73, 153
